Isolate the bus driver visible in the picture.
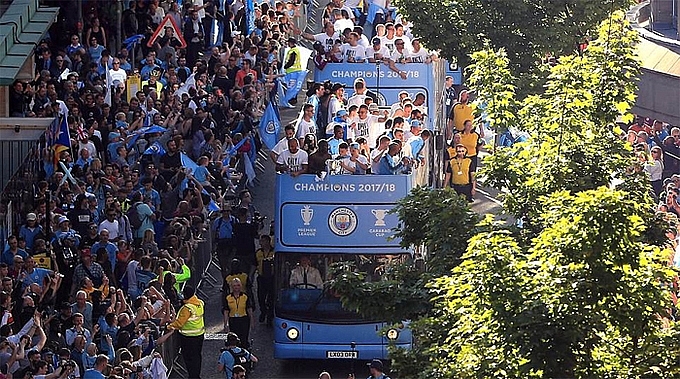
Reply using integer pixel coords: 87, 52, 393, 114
290, 256, 324, 288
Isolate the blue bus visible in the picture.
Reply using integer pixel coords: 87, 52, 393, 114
273, 174, 413, 360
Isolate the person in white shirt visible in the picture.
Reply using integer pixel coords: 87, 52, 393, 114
98, 212, 120, 241
340, 142, 369, 175
355, 26, 370, 48
390, 38, 411, 64
350, 104, 387, 148
394, 23, 412, 50
380, 23, 398, 54
296, 104, 317, 144
270, 124, 296, 162
300, 22, 339, 53
289, 256, 323, 288
276, 138, 309, 177
408, 38, 431, 64
109, 58, 127, 84
341, 32, 366, 62
333, 9, 355, 34
366, 38, 390, 63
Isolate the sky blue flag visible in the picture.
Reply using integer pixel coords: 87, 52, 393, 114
281, 70, 308, 106
180, 153, 199, 173
259, 83, 282, 150
127, 125, 167, 149
143, 141, 166, 156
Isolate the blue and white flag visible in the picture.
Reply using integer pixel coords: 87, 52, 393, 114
259, 83, 282, 150
280, 70, 308, 107
245, 0, 256, 36
123, 34, 145, 52
143, 141, 166, 156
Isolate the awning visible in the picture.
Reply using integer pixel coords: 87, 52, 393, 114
636, 37, 680, 78
0, 0, 59, 86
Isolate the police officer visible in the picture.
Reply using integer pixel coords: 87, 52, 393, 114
166, 285, 205, 379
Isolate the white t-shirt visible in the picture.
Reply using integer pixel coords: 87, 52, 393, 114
109, 68, 127, 84
365, 45, 390, 61
341, 44, 366, 62
98, 219, 121, 240
380, 35, 397, 54
347, 93, 367, 108
351, 115, 382, 147
272, 137, 292, 157
334, 18, 355, 34
341, 155, 369, 174
296, 118, 317, 140
358, 34, 370, 48
313, 32, 339, 53
391, 48, 411, 63
408, 48, 430, 63
277, 149, 309, 173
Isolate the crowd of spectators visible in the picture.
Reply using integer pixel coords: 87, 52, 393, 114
3, 0, 308, 378
622, 117, 680, 322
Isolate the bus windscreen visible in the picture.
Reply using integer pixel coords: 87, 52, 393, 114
275, 253, 409, 323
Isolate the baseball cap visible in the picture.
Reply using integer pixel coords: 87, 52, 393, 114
58, 216, 69, 224
26, 213, 37, 221
368, 103, 379, 112
337, 109, 348, 117
372, 37, 381, 45
368, 359, 384, 371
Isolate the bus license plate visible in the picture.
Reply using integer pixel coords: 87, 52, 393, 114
326, 351, 358, 359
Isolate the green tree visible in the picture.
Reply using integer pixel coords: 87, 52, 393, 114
332, 11, 680, 378
329, 186, 479, 323
394, 0, 631, 84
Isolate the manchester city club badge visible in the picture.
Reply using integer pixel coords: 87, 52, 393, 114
328, 207, 358, 236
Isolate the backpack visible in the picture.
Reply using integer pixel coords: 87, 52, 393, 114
126, 202, 144, 229
228, 348, 252, 372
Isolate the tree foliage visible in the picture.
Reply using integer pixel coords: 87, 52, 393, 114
332, 11, 680, 378
394, 0, 632, 86
329, 187, 479, 323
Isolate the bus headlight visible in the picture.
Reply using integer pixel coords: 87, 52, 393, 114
287, 327, 299, 341
386, 328, 399, 341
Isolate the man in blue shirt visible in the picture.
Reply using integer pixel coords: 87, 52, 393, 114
217, 332, 258, 379
2, 235, 28, 267
83, 354, 108, 379
214, 206, 236, 280
377, 142, 407, 175
91, 229, 118, 270
139, 177, 161, 211
22, 256, 53, 291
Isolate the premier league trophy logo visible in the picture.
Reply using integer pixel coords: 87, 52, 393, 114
301, 205, 314, 226
371, 209, 389, 227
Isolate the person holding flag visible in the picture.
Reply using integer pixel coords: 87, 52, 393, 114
280, 38, 312, 109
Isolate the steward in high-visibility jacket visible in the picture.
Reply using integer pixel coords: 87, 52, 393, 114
167, 285, 205, 378
284, 37, 302, 74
